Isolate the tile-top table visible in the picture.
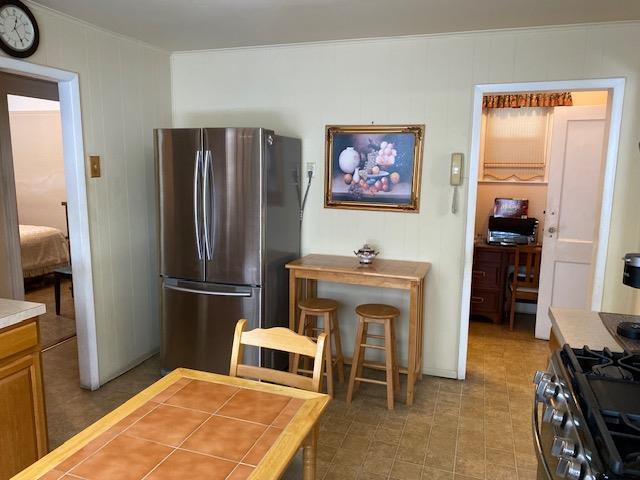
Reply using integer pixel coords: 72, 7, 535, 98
286, 254, 431, 405
14, 369, 330, 480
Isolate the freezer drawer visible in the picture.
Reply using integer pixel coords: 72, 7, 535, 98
161, 279, 261, 374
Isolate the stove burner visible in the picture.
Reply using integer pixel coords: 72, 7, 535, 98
618, 321, 640, 340
562, 346, 640, 478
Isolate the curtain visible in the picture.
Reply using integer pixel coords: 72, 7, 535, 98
482, 107, 550, 181
483, 92, 573, 109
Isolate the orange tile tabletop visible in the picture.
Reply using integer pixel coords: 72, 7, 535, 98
12, 369, 330, 480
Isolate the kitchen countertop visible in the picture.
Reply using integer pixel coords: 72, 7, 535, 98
0, 298, 46, 330
549, 307, 623, 352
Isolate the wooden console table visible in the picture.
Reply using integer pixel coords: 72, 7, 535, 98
286, 254, 430, 406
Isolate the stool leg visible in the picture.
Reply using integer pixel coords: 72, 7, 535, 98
346, 317, 365, 404
303, 314, 315, 372
354, 321, 368, 392
390, 319, 400, 392
322, 312, 334, 397
384, 319, 395, 410
331, 310, 345, 384
291, 311, 307, 375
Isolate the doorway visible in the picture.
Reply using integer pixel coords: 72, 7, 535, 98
0, 58, 98, 390
458, 78, 625, 379
7, 91, 77, 350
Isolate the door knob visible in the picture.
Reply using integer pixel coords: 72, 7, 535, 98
548, 226, 557, 234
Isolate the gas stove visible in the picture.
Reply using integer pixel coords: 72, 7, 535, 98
533, 346, 640, 479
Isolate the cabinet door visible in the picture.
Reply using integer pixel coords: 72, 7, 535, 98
0, 353, 47, 479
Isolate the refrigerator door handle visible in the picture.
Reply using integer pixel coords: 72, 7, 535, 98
203, 149, 214, 260
193, 150, 203, 260
164, 284, 251, 297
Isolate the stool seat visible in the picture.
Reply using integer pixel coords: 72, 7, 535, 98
299, 297, 339, 313
355, 303, 400, 319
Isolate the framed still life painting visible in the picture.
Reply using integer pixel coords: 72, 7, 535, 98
324, 125, 425, 212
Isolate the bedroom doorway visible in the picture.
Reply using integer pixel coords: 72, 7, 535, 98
0, 60, 99, 397
8, 91, 77, 351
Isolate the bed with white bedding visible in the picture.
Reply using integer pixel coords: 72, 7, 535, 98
19, 224, 70, 278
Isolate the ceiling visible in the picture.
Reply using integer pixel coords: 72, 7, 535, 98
33, 0, 640, 52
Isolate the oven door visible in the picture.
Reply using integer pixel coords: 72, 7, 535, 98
533, 394, 556, 479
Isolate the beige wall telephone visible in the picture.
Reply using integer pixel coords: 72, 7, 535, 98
450, 153, 464, 213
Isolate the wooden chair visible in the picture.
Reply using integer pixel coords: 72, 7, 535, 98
229, 319, 328, 393
507, 245, 542, 330
229, 319, 327, 479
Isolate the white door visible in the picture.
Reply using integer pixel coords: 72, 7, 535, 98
536, 105, 607, 339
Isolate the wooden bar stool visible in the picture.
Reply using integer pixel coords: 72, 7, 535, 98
347, 303, 400, 410
291, 297, 345, 396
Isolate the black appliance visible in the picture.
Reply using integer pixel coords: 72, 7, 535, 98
533, 346, 640, 479
619, 253, 640, 339
487, 216, 539, 245
624, 253, 640, 289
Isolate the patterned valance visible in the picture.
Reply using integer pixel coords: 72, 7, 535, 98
483, 92, 573, 109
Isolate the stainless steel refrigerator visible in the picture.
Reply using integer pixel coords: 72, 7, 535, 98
155, 128, 301, 374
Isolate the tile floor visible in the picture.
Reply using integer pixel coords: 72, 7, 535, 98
26, 278, 76, 348
43, 339, 162, 449
313, 314, 548, 480
42, 314, 548, 479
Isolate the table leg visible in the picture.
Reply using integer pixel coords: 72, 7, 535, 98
306, 279, 317, 299
407, 281, 419, 405
54, 273, 61, 316
417, 278, 425, 381
289, 271, 298, 331
303, 425, 318, 480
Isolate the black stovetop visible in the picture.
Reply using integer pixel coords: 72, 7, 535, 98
562, 346, 640, 478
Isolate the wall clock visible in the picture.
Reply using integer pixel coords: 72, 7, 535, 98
0, 0, 39, 58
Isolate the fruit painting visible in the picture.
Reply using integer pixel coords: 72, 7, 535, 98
324, 125, 424, 212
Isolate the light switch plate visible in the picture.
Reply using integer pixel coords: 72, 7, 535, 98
89, 155, 101, 178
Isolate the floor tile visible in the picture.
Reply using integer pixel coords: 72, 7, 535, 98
486, 448, 515, 468
391, 459, 423, 480
485, 463, 518, 480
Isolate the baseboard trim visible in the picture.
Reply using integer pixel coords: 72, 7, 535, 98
96, 348, 160, 388
422, 366, 458, 379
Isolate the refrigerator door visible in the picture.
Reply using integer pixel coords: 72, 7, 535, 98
203, 128, 264, 286
156, 128, 205, 282
161, 278, 261, 374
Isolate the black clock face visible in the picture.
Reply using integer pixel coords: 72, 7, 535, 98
0, 0, 39, 58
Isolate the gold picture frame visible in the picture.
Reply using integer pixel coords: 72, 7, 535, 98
324, 124, 424, 212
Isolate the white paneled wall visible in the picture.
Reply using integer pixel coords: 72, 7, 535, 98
8, 3, 172, 384
172, 22, 640, 377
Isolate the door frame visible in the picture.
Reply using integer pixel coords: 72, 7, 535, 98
457, 78, 625, 380
0, 57, 99, 389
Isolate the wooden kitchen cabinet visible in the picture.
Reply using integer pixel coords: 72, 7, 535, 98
470, 244, 515, 324
0, 318, 48, 480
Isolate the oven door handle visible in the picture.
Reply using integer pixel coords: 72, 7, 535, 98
532, 396, 554, 479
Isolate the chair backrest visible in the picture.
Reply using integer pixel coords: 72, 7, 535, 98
512, 245, 542, 289
229, 319, 327, 393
